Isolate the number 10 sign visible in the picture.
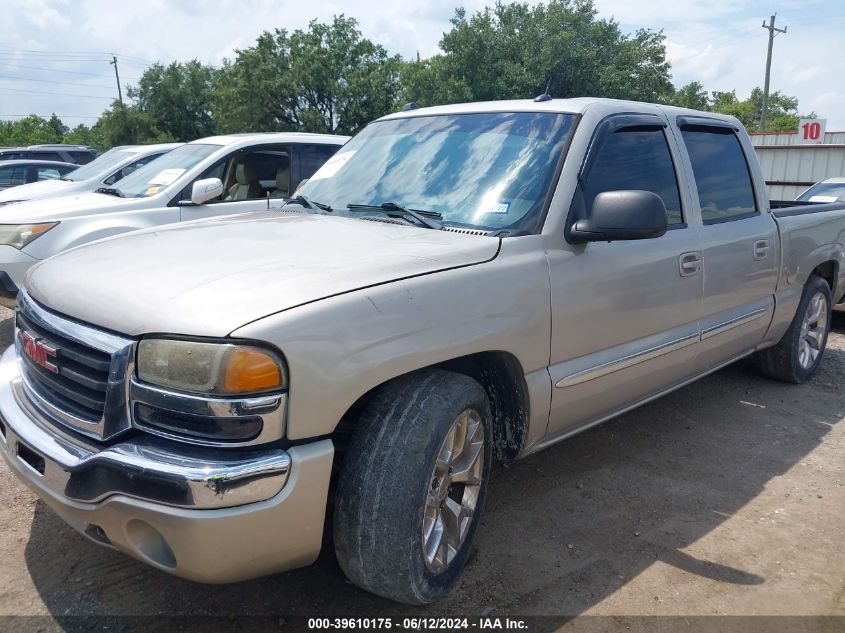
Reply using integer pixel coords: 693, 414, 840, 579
798, 118, 827, 144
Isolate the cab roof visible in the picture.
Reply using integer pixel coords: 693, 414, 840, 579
191, 132, 350, 147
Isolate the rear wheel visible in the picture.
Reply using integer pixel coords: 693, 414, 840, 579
333, 369, 492, 604
754, 276, 832, 383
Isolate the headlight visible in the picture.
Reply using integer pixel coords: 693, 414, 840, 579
0, 223, 58, 249
137, 339, 287, 395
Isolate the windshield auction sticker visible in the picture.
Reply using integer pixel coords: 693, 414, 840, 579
308, 150, 356, 182
148, 168, 186, 186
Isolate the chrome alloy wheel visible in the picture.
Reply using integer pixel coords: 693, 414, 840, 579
422, 408, 485, 573
799, 291, 829, 370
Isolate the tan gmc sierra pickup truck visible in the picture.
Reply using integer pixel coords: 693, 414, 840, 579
1, 97, 845, 605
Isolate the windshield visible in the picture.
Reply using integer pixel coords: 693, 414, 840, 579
63, 147, 137, 182
299, 112, 577, 232
798, 182, 845, 203
110, 143, 220, 198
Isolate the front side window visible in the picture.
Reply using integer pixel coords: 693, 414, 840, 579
299, 112, 577, 232
30, 152, 62, 161
582, 127, 683, 225
681, 127, 758, 223
109, 143, 220, 198
36, 166, 63, 181
103, 153, 165, 185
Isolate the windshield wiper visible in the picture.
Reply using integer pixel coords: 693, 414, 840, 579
95, 187, 124, 198
346, 202, 443, 230
282, 194, 333, 213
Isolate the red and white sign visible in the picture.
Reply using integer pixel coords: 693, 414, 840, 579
798, 118, 826, 144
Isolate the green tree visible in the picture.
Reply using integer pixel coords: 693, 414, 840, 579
0, 115, 63, 146
403, 0, 672, 106
214, 16, 401, 135
670, 81, 710, 110
94, 102, 173, 147
128, 60, 218, 141
710, 87, 803, 132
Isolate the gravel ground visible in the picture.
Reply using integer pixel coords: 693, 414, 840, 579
0, 304, 842, 629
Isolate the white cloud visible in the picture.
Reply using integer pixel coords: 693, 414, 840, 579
1, 0, 843, 130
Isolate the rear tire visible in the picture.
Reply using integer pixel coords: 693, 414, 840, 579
333, 369, 492, 604
754, 276, 832, 383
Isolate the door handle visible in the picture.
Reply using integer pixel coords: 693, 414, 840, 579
679, 252, 701, 277
753, 240, 770, 260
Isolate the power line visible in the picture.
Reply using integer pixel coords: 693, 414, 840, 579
0, 63, 116, 77
0, 86, 115, 100
0, 74, 116, 90
0, 113, 101, 119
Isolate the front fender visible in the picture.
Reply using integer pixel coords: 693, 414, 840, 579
231, 237, 552, 441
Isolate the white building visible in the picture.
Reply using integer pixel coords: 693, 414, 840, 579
751, 130, 845, 200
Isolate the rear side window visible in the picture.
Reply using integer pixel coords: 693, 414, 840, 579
0, 166, 27, 186
69, 150, 95, 164
681, 127, 758, 223
582, 128, 683, 225
30, 151, 63, 161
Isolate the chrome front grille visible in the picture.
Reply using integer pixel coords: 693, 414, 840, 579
15, 291, 134, 441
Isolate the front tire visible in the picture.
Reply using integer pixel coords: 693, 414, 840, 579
754, 276, 832, 383
333, 369, 492, 604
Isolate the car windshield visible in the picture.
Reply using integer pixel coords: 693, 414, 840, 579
299, 112, 577, 232
109, 143, 219, 198
62, 147, 137, 181
798, 182, 845, 203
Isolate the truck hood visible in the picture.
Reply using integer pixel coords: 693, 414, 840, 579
26, 213, 500, 337
0, 191, 143, 221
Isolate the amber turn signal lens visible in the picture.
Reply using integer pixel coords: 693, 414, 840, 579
223, 348, 283, 393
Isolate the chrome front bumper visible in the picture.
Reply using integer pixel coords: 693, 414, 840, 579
0, 346, 335, 582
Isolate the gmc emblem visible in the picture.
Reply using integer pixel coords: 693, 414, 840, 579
19, 330, 58, 374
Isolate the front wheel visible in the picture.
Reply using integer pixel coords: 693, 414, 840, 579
754, 276, 832, 383
333, 369, 492, 604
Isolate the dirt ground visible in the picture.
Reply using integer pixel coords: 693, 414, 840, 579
0, 303, 842, 630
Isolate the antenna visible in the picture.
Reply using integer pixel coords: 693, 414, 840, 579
534, 78, 552, 103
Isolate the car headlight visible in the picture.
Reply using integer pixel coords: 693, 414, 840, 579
137, 339, 287, 395
0, 223, 58, 249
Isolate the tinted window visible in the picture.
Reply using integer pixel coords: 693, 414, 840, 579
681, 128, 757, 223
0, 152, 23, 160
69, 150, 95, 164
30, 152, 63, 161
0, 166, 27, 186
300, 112, 577, 232
103, 153, 164, 185
582, 127, 683, 225
299, 144, 340, 182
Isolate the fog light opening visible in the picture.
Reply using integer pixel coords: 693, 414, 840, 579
125, 519, 177, 569
0, 417, 6, 443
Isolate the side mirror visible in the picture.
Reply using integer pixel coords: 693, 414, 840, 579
569, 190, 668, 243
189, 178, 224, 205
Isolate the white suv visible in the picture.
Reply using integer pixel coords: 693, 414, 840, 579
0, 132, 348, 306
0, 143, 181, 206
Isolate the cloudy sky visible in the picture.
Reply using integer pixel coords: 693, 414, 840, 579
1, 0, 842, 130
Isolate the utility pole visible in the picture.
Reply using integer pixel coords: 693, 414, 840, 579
760, 14, 787, 132
110, 55, 123, 104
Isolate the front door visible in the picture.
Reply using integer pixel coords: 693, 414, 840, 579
546, 114, 703, 438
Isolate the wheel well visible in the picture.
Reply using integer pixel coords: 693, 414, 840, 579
811, 261, 837, 297
334, 352, 529, 462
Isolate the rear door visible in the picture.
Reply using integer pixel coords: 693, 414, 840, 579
675, 118, 779, 370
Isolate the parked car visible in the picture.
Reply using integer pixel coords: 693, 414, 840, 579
797, 177, 845, 203
2, 99, 844, 604
0, 143, 181, 206
0, 132, 347, 305
0, 159, 78, 190
0, 144, 97, 165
